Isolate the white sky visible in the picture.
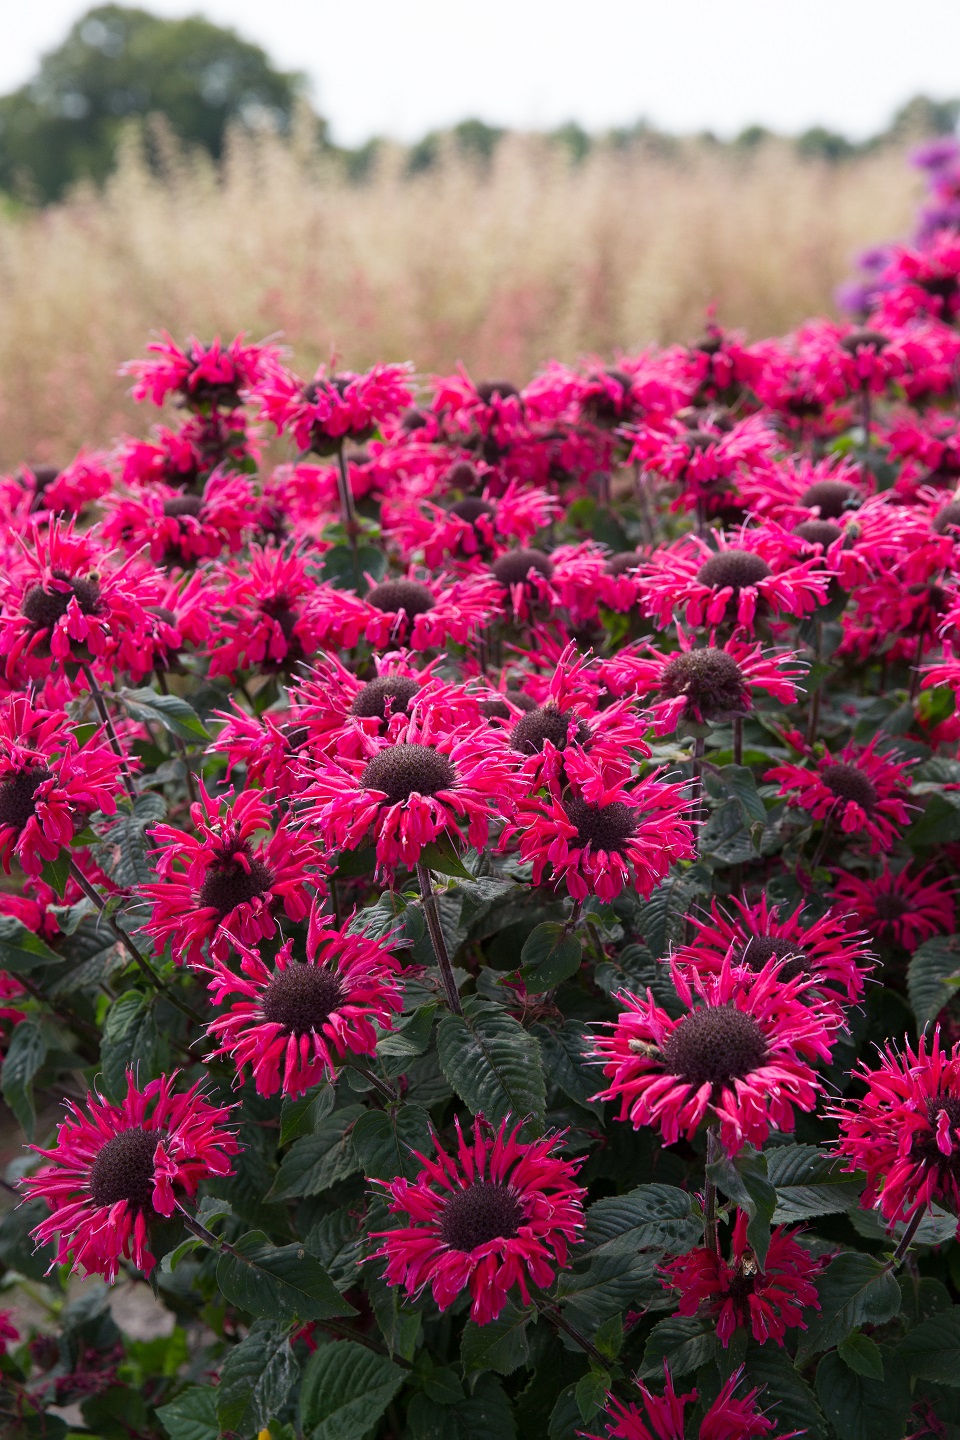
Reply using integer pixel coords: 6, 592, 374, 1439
2, 0, 960, 147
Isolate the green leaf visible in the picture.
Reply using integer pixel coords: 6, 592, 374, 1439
377, 1004, 436, 1059
320, 544, 387, 592
1, 1019, 47, 1138
838, 1332, 885, 1380
408, 1373, 515, 1440
898, 1305, 960, 1384
279, 1082, 335, 1146
582, 1184, 701, 1260
535, 1020, 603, 1117
120, 686, 210, 742
574, 1369, 609, 1424
461, 1301, 532, 1375
557, 1250, 662, 1335
156, 1386, 218, 1440
707, 1148, 777, 1269
40, 850, 71, 897
437, 997, 545, 1135
766, 1144, 864, 1221
216, 1231, 357, 1322
0, 913, 62, 972
298, 1339, 404, 1440
797, 1253, 901, 1362
816, 1349, 911, 1440
217, 1320, 299, 1435
100, 989, 163, 1102
519, 922, 582, 992
352, 1104, 434, 1180
744, 1343, 826, 1440
93, 797, 163, 888
908, 792, 960, 849
908, 935, 960, 1026
269, 1104, 364, 1200
639, 1314, 717, 1380
419, 835, 474, 879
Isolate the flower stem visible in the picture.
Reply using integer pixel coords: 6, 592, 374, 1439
416, 860, 463, 1015
342, 1059, 397, 1103
155, 668, 199, 805
887, 1209, 926, 1269
537, 1301, 609, 1369
703, 1125, 722, 1259
335, 440, 361, 588
909, 630, 925, 703
81, 662, 136, 801
67, 857, 204, 1026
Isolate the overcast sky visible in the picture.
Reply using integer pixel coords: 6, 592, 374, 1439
2, 0, 960, 147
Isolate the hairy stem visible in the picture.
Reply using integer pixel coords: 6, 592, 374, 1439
703, 1126, 722, 1259
416, 860, 463, 1015
81, 662, 136, 800
155, 668, 199, 805
887, 1209, 926, 1269
537, 1301, 609, 1369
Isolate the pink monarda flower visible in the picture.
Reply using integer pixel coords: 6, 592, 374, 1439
0, 695, 125, 877
390, 478, 561, 569
593, 956, 833, 1154
602, 631, 804, 736
210, 700, 313, 799
371, 1116, 585, 1326
0, 519, 170, 685
661, 1211, 821, 1348
831, 865, 956, 950
627, 413, 775, 518
637, 528, 831, 632
142, 783, 318, 968
22, 1071, 238, 1282
100, 471, 257, 567
765, 738, 914, 854
207, 546, 325, 679
310, 571, 501, 654
674, 894, 873, 1015
500, 751, 694, 903
255, 361, 414, 453
486, 543, 609, 628
596, 1365, 780, 1440
122, 331, 279, 410
833, 1029, 960, 1233
300, 716, 516, 873
204, 919, 402, 1096
0, 1311, 19, 1355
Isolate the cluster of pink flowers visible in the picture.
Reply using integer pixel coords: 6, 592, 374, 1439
10, 273, 960, 1436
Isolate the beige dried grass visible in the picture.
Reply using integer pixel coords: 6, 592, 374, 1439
0, 127, 919, 468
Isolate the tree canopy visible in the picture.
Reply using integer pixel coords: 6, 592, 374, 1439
0, 4, 306, 201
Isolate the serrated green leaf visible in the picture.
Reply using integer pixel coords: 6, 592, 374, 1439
217, 1319, 299, 1435
582, 1184, 701, 1259
120, 686, 210, 742
898, 1305, 960, 1384
352, 1104, 433, 1180
519, 922, 582, 992
408, 1373, 515, 1440
534, 1020, 603, 1117
269, 1104, 364, 1200
461, 1301, 532, 1375
744, 1342, 826, 1440
574, 1368, 608, 1423
639, 1313, 717, 1380
100, 989, 164, 1101
298, 1339, 404, 1439
838, 1332, 884, 1380
908, 935, 960, 1026
0, 913, 62, 972
816, 1349, 911, 1440
156, 1386, 218, 1440
216, 1231, 356, 1322
1, 1019, 47, 1138
557, 1250, 662, 1335
797, 1253, 901, 1362
419, 835, 474, 879
279, 1082, 335, 1146
766, 1144, 864, 1221
437, 997, 545, 1136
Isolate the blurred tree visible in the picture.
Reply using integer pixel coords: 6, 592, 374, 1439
796, 126, 857, 162
0, 4, 308, 201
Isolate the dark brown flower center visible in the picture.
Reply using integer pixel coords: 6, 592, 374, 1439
912, 1096, 960, 1172
22, 572, 102, 631
695, 551, 771, 592
367, 581, 436, 618
800, 481, 861, 519
477, 380, 519, 403
840, 328, 889, 354
660, 648, 747, 719
491, 549, 554, 587
197, 847, 274, 916
564, 797, 638, 853
89, 1127, 157, 1211
739, 933, 808, 982
510, 704, 590, 755
261, 962, 344, 1035
794, 520, 843, 547
820, 763, 878, 813
0, 766, 51, 830
350, 675, 421, 721
360, 743, 456, 804
933, 502, 960, 536
607, 551, 642, 576
440, 1181, 523, 1251
163, 495, 204, 519
450, 497, 495, 525
661, 1005, 768, 1088
871, 892, 910, 921
446, 460, 479, 489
